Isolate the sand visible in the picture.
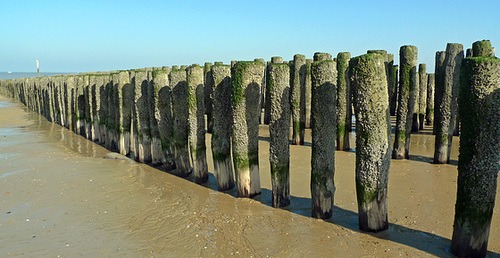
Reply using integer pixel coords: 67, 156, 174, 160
0, 94, 499, 257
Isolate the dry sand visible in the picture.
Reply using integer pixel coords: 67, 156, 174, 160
0, 94, 499, 257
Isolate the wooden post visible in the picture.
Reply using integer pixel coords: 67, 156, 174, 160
268, 62, 291, 207
451, 55, 500, 258
392, 45, 418, 159
211, 64, 235, 191
231, 61, 265, 198
310, 59, 337, 219
350, 53, 391, 232
187, 64, 209, 184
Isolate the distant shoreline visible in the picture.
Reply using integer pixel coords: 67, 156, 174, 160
0, 72, 72, 80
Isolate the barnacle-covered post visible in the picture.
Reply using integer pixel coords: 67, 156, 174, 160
393, 45, 418, 159
231, 61, 265, 198
310, 59, 337, 219
336, 52, 351, 151
211, 64, 235, 191
350, 53, 391, 232
268, 62, 291, 207
451, 54, 500, 258
187, 64, 209, 184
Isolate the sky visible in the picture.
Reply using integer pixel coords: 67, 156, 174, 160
1, 0, 499, 73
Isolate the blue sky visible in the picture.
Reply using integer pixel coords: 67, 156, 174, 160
1, 0, 499, 73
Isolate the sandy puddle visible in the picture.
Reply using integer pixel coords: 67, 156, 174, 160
0, 94, 499, 257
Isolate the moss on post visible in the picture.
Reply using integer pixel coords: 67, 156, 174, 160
336, 52, 351, 151
131, 71, 152, 163
472, 40, 494, 57
426, 73, 435, 126
268, 63, 291, 208
434, 43, 463, 164
231, 61, 265, 198
187, 64, 209, 184
393, 45, 418, 159
313, 52, 332, 61
350, 53, 391, 232
170, 68, 192, 177
291, 54, 306, 145
211, 64, 235, 191
451, 56, 500, 258
311, 60, 337, 219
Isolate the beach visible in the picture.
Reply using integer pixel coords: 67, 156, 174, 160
1, 94, 499, 257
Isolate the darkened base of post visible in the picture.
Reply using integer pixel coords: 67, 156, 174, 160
451, 219, 491, 258
272, 184, 290, 208
312, 200, 333, 219
174, 148, 192, 178
214, 159, 235, 191
194, 173, 209, 184
207, 116, 213, 133
358, 192, 389, 232
418, 114, 425, 130
392, 148, 406, 160
411, 114, 419, 132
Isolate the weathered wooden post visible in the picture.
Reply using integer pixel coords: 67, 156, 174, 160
75, 76, 86, 137
187, 64, 209, 184
154, 69, 176, 171
433, 51, 446, 135
411, 67, 420, 133
336, 52, 351, 151
118, 71, 133, 156
291, 54, 306, 145
434, 43, 463, 164
418, 64, 427, 130
264, 57, 283, 125
393, 45, 418, 159
350, 53, 391, 232
268, 62, 291, 207
313, 52, 332, 61
170, 67, 192, 177
83, 75, 93, 140
305, 58, 313, 128
132, 70, 152, 163
389, 65, 398, 116
204, 62, 214, 133
472, 40, 495, 57
426, 73, 435, 126
231, 61, 264, 198
310, 59, 337, 219
451, 54, 500, 258
211, 64, 235, 191
150, 70, 165, 166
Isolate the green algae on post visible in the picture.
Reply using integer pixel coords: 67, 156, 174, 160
336, 52, 351, 151
311, 59, 337, 219
451, 56, 500, 258
187, 64, 209, 184
268, 63, 291, 208
305, 58, 313, 129
350, 53, 391, 232
211, 64, 235, 191
433, 43, 463, 164
472, 40, 494, 57
231, 61, 265, 198
291, 54, 306, 145
393, 45, 418, 159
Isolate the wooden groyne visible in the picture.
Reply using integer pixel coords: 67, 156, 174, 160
1, 40, 498, 257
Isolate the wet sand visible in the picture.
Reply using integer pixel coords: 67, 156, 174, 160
1, 94, 499, 257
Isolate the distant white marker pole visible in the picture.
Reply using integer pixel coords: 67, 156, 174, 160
36, 60, 39, 77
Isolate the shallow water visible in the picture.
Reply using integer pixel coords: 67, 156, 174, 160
0, 94, 499, 257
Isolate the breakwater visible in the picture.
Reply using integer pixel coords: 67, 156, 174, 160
1, 40, 499, 257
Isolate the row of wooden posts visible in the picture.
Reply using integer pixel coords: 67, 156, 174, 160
0, 40, 498, 257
